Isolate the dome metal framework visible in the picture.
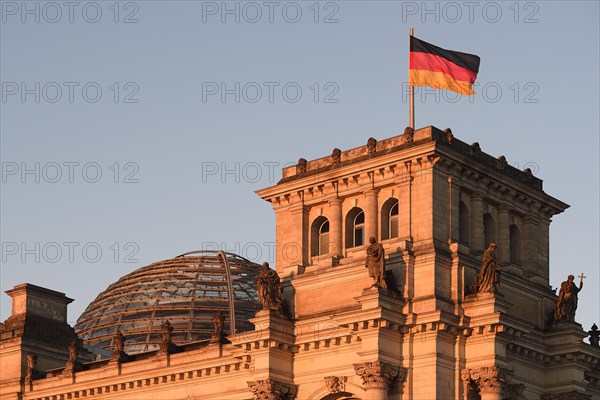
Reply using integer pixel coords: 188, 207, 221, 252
75, 250, 261, 354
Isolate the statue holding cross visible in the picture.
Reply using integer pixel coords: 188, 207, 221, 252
554, 273, 585, 323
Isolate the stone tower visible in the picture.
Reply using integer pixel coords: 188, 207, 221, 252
256, 126, 599, 400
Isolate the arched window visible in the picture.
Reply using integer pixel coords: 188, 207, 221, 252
483, 213, 496, 248
510, 224, 521, 264
459, 201, 469, 245
311, 217, 330, 257
345, 208, 365, 248
381, 198, 399, 240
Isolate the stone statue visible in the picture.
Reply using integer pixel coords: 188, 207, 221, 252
554, 274, 584, 323
211, 310, 225, 342
257, 262, 283, 311
365, 237, 387, 289
477, 243, 501, 293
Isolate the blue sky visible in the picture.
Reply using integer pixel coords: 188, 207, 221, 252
1, 1, 598, 331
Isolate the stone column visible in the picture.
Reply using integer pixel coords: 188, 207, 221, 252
364, 189, 379, 241
354, 360, 403, 400
470, 193, 484, 254
496, 205, 510, 264
328, 198, 343, 257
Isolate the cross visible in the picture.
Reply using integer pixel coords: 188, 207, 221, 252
578, 273, 587, 282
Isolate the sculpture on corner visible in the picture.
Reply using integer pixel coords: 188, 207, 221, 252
257, 262, 284, 312
472, 242, 506, 294
554, 274, 584, 323
365, 237, 387, 289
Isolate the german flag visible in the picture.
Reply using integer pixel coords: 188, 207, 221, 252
409, 36, 480, 95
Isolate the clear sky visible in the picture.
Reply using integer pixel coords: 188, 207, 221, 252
1, 1, 598, 333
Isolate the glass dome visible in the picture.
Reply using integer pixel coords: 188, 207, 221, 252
75, 250, 261, 354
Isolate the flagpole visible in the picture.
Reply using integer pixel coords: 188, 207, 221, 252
409, 27, 415, 129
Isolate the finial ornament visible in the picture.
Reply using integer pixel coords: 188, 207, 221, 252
211, 310, 226, 342
589, 324, 599, 347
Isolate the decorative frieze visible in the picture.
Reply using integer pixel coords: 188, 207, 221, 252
353, 360, 405, 390
324, 376, 347, 393
461, 366, 511, 398
247, 378, 298, 400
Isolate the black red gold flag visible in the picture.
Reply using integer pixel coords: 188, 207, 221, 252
409, 36, 480, 95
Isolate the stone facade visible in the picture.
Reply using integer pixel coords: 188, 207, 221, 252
1, 126, 599, 400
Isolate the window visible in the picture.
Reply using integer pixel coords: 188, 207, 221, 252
510, 224, 521, 264
483, 213, 496, 248
311, 217, 330, 257
354, 212, 365, 247
459, 201, 469, 245
381, 198, 399, 240
319, 220, 330, 256
345, 208, 365, 248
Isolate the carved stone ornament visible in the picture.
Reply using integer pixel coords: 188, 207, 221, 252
444, 127, 454, 144
367, 137, 377, 156
324, 376, 347, 393
158, 320, 177, 354
331, 148, 342, 165
111, 328, 129, 363
497, 155, 508, 170
247, 378, 298, 400
541, 391, 592, 400
296, 158, 307, 174
353, 360, 404, 390
25, 353, 43, 385
470, 142, 481, 158
403, 127, 414, 144
211, 310, 226, 342
523, 167, 533, 183
462, 366, 511, 398
63, 339, 83, 374
589, 323, 599, 347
